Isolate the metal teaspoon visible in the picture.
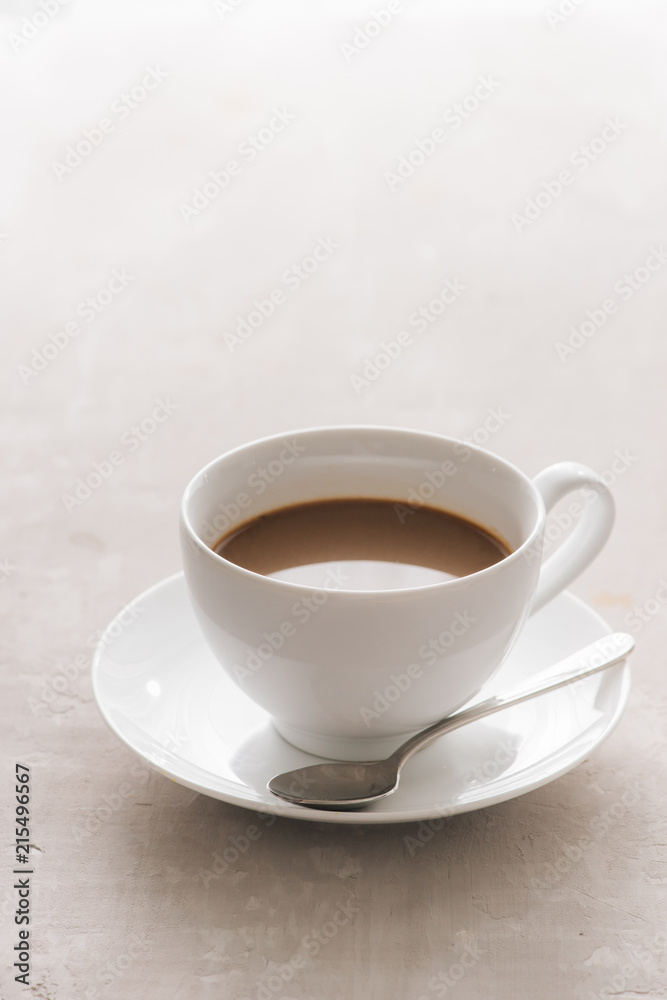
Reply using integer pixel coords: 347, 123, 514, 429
267, 633, 634, 810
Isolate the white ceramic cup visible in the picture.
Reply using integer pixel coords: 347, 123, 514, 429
180, 426, 615, 760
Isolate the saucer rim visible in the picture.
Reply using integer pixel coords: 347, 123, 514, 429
92, 572, 632, 826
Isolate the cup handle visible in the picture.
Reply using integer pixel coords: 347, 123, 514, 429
529, 462, 615, 614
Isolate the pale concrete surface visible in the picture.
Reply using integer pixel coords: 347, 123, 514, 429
1, 1, 666, 997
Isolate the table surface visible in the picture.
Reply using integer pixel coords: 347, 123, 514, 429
1, 2, 666, 997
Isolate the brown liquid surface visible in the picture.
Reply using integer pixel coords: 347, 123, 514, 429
214, 498, 510, 590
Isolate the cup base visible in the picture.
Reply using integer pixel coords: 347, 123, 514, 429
273, 719, 420, 762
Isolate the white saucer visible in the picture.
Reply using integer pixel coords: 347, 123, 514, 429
92, 572, 631, 825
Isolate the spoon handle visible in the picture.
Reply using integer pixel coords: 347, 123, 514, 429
389, 633, 634, 772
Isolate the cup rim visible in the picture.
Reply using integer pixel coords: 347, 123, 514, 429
180, 424, 547, 597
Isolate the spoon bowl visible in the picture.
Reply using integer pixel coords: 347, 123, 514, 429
268, 760, 400, 809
